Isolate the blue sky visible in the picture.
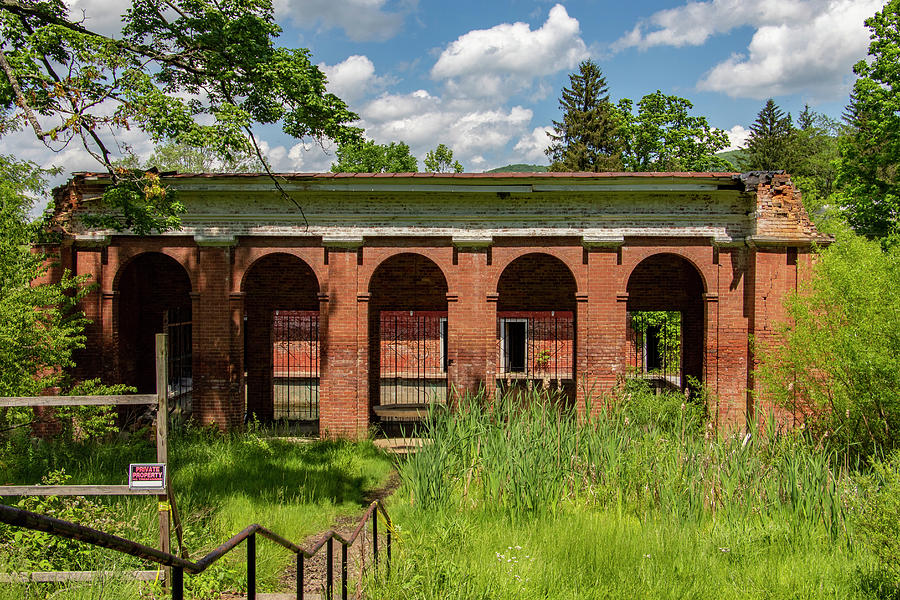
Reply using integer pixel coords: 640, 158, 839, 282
1, 0, 886, 177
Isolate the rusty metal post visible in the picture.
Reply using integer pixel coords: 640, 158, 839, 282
341, 542, 348, 600
386, 526, 391, 577
247, 533, 256, 600
297, 552, 304, 600
326, 538, 333, 600
172, 566, 183, 600
372, 509, 378, 570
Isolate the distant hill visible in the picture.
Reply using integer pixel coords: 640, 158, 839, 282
717, 149, 747, 170
485, 163, 549, 173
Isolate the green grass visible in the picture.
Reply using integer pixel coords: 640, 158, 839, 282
370, 384, 897, 600
0, 422, 394, 599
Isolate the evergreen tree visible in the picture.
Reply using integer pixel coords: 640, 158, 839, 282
742, 99, 795, 171
837, 0, 900, 239
546, 60, 622, 172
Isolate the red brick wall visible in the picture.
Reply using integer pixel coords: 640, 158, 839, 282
60, 234, 809, 437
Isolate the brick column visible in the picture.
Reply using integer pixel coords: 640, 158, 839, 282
448, 243, 493, 402
194, 243, 237, 428
228, 291, 245, 423
73, 243, 106, 381
584, 243, 625, 414
319, 244, 364, 438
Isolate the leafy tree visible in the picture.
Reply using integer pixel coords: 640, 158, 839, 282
331, 139, 418, 173
741, 99, 794, 171
0, 155, 88, 398
757, 223, 900, 458
546, 60, 623, 172
618, 91, 732, 172
144, 141, 264, 173
424, 143, 462, 173
837, 0, 900, 239
0, 0, 361, 234
790, 105, 842, 212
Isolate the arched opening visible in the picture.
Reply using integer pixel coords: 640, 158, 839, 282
243, 254, 320, 425
368, 254, 449, 425
625, 253, 705, 392
116, 252, 193, 418
496, 253, 577, 401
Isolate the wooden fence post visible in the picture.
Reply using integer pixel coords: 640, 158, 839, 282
155, 334, 171, 586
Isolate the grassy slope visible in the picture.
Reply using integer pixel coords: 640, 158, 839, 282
0, 426, 394, 599
485, 163, 549, 173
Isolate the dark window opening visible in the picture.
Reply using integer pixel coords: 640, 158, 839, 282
504, 320, 527, 373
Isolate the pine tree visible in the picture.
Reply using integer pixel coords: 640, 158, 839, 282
742, 99, 795, 171
546, 60, 622, 172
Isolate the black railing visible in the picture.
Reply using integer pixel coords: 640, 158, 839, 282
0, 499, 391, 600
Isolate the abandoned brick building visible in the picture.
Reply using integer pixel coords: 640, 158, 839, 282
44, 171, 829, 437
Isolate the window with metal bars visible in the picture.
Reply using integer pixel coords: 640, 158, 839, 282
272, 310, 320, 421
498, 311, 574, 380
379, 311, 448, 406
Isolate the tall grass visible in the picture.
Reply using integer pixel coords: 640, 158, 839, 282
401, 382, 850, 537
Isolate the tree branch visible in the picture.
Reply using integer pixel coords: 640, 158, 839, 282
0, 46, 53, 140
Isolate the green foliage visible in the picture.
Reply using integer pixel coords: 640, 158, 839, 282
0, 154, 88, 398
756, 225, 900, 458
791, 105, 842, 203
143, 140, 265, 173
0, 470, 148, 572
618, 91, 732, 172
741, 99, 795, 171
546, 59, 623, 172
838, 0, 900, 239
628, 311, 681, 373
331, 139, 418, 173
0, 0, 362, 233
854, 452, 900, 588
424, 143, 463, 173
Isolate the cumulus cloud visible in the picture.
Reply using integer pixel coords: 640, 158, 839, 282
275, 0, 414, 42
616, 0, 881, 100
513, 126, 554, 164
698, 0, 881, 99
723, 125, 750, 152
356, 90, 534, 169
320, 55, 393, 106
430, 4, 589, 100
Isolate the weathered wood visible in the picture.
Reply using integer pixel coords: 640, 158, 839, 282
0, 485, 160, 496
0, 570, 164, 583
156, 333, 171, 586
0, 394, 158, 407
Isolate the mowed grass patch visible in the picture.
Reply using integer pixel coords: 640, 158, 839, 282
0, 424, 394, 599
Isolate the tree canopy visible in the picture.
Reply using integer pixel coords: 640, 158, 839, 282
618, 91, 731, 172
741, 99, 795, 172
0, 0, 362, 233
331, 139, 418, 173
0, 155, 87, 397
837, 0, 900, 239
546, 60, 622, 172
424, 143, 463, 173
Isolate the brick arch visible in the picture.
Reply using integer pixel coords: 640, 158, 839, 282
242, 253, 322, 421
240, 252, 321, 296
494, 252, 579, 310
623, 251, 709, 296
234, 248, 324, 295
625, 252, 706, 389
361, 248, 452, 295
490, 248, 585, 296
114, 252, 193, 393
112, 247, 196, 294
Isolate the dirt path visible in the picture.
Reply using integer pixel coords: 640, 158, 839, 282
221, 470, 400, 600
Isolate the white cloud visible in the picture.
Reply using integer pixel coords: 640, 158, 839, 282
513, 126, 554, 164
67, 0, 130, 36
320, 56, 392, 106
723, 125, 750, 152
431, 4, 589, 100
357, 90, 534, 170
616, 0, 882, 100
698, 0, 881, 99
286, 140, 336, 172
275, 0, 414, 42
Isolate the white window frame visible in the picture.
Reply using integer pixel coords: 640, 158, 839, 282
500, 318, 528, 374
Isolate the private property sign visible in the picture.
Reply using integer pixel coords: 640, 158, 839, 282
128, 463, 166, 491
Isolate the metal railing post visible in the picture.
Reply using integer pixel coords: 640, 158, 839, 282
172, 567, 183, 600
341, 542, 348, 600
297, 552, 304, 600
386, 525, 391, 577
326, 537, 333, 600
247, 533, 256, 600
372, 508, 379, 570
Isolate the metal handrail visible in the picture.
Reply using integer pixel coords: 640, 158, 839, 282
0, 499, 392, 600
